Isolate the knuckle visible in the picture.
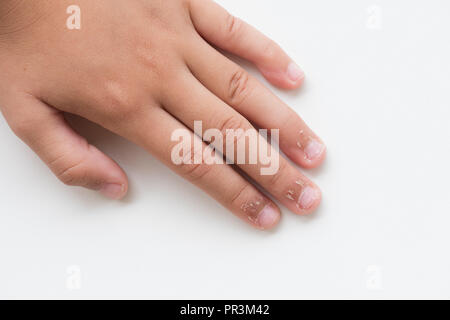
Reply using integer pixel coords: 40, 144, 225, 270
218, 115, 252, 140
52, 156, 87, 186
101, 81, 142, 121
227, 68, 251, 106
230, 184, 252, 208
181, 162, 213, 182
225, 13, 242, 40
57, 164, 84, 186
267, 159, 288, 186
218, 116, 254, 162
178, 144, 213, 182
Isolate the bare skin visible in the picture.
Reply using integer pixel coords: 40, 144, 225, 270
0, 0, 326, 230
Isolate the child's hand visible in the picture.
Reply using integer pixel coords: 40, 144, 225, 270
0, 0, 326, 230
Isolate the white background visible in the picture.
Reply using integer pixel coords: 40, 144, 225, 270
1, 0, 450, 299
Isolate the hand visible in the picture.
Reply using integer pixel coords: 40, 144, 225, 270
0, 0, 326, 230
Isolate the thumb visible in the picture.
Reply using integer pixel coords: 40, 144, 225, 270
2, 94, 128, 199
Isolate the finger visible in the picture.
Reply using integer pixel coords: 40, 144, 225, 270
1, 94, 128, 199
122, 106, 281, 230
189, 0, 304, 89
184, 40, 326, 169
162, 72, 321, 215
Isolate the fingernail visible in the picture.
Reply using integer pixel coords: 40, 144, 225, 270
257, 205, 279, 230
304, 139, 325, 161
297, 186, 320, 210
100, 183, 125, 200
287, 62, 305, 82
